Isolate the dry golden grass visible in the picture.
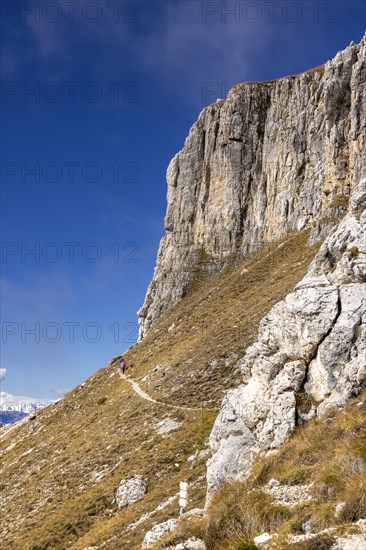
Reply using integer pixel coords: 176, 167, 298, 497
182, 393, 366, 550
204, 485, 290, 550
0, 231, 319, 549
0, 367, 215, 550
125, 231, 319, 409
231, 63, 325, 93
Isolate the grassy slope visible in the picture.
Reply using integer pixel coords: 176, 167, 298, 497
0, 231, 319, 550
125, 231, 319, 408
176, 391, 365, 550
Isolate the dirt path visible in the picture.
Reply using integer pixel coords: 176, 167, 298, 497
118, 370, 217, 412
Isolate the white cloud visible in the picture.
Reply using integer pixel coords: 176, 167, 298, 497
21, 1, 274, 103
0, 391, 51, 412
0, 368, 7, 381
51, 387, 70, 397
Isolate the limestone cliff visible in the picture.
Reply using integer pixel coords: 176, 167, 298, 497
138, 34, 366, 339
206, 178, 365, 498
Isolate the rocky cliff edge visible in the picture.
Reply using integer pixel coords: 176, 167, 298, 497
138, 33, 366, 339
207, 177, 365, 498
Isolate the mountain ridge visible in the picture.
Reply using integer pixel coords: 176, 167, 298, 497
0, 391, 53, 424
0, 34, 365, 550
138, 33, 366, 339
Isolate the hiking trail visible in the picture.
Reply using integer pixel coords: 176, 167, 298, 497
117, 369, 217, 412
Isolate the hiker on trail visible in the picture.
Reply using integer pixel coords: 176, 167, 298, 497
119, 357, 127, 375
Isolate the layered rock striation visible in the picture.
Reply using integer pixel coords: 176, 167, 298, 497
138, 34, 366, 339
206, 179, 365, 497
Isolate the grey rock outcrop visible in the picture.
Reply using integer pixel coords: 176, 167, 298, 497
331, 535, 366, 550
168, 539, 206, 550
138, 34, 366, 339
115, 475, 147, 509
142, 518, 178, 548
206, 179, 365, 497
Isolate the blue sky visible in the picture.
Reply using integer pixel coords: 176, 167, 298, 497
1, 0, 365, 399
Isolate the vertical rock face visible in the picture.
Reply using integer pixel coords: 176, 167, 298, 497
206, 178, 365, 498
138, 34, 366, 339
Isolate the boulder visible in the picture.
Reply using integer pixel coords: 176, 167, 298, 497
142, 519, 178, 548
171, 539, 206, 549
115, 475, 147, 509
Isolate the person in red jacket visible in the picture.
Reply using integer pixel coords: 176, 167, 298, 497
119, 357, 127, 375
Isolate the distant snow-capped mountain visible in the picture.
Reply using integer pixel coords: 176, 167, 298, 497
0, 391, 52, 425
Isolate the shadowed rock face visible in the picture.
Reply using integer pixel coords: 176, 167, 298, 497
206, 178, 365, 498
138, 34, 366, 339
